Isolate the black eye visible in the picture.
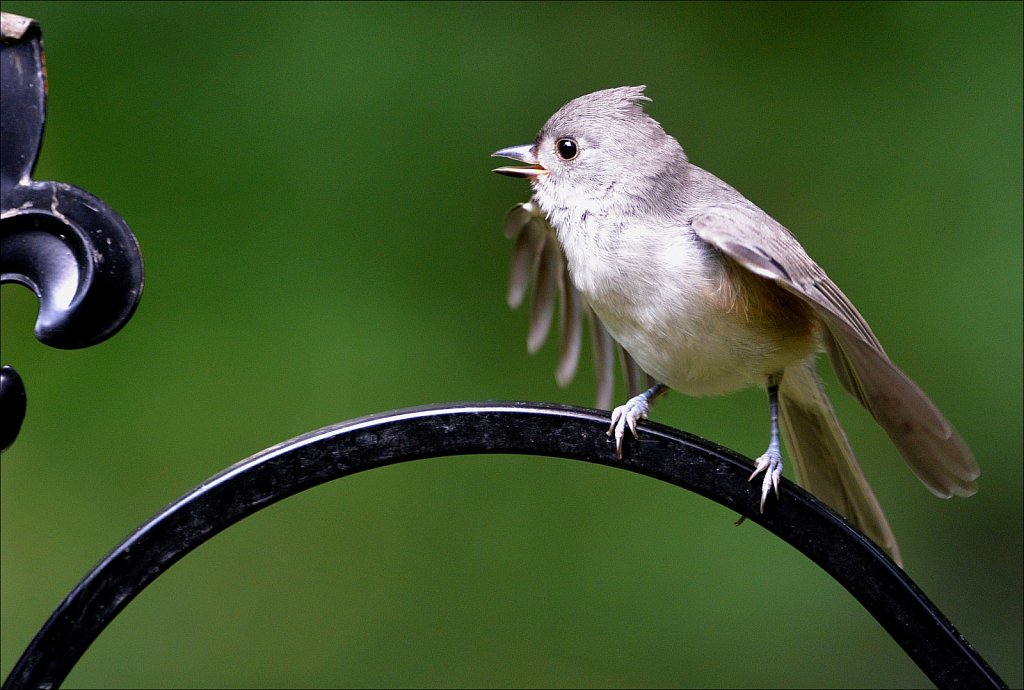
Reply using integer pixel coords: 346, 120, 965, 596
556, 138, 578, 160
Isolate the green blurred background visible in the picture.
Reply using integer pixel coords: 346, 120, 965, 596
1, 2, 1020, 688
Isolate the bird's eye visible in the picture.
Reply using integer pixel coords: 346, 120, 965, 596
555, 138, 578, 161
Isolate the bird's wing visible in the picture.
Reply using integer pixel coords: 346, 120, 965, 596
691, 204, 978, 497
503, 200, 648, 409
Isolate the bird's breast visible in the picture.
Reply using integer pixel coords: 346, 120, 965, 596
556, 215, 820, 396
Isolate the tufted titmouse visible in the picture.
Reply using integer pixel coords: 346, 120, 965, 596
492, 86, 978, 566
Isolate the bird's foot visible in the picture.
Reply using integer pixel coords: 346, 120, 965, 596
748, 449, 782, 512
608, 394, 651, 458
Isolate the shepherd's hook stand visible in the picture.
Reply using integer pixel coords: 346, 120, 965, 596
1, 402, 1008, 689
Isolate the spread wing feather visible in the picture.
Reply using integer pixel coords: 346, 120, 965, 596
503, 201, 648, 408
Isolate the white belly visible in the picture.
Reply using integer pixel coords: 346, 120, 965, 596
596, 295, 789, 396
557, 217, 815, 396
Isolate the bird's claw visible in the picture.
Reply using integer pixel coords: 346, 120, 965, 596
748, 451, 783, 512
608, 395, 650, 458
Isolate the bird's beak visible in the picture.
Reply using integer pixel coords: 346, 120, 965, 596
492, 144, 548, 178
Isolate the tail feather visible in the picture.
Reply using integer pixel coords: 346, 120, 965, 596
822, 329, 978, 498
779, 360, 902, 566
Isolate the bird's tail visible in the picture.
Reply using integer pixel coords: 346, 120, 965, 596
821, 329, 978, 498
779, 360, 902, 566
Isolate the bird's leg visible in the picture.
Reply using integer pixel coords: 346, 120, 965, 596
608, 382, 669, 458
749, 376, 783, 511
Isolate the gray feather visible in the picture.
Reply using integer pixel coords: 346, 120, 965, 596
528, 232, 561, 353
779, 361, 903, 565
506, 212, 546, 309
589, 308, 616, 410
503, 202, 633, 408
555, 266, 583, 387
620, 347, 644, 399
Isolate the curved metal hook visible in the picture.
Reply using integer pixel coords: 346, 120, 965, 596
1, 182, 144, 348
3, 403, 1005, 689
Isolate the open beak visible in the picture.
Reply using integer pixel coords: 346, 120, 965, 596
492, 144, 548, 178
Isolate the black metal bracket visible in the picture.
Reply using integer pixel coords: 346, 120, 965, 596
0, 12, 144, 452
2, 402, 1006, 689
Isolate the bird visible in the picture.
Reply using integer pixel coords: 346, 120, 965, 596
491, 86, 979, 566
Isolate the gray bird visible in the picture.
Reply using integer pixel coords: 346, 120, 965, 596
492, 86, 979, 566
